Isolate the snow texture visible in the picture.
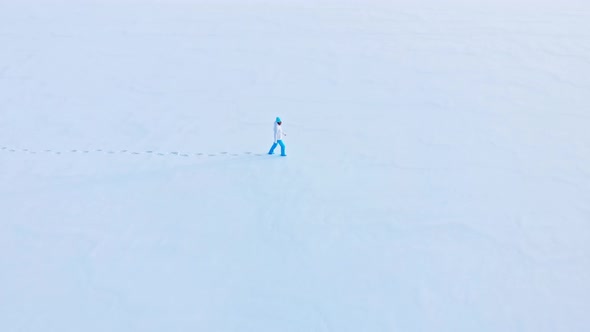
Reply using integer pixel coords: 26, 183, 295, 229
1, 0, 589, 331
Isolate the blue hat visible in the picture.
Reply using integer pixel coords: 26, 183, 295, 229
276, 117, 282, 123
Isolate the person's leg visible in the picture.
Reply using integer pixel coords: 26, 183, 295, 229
268, 142, 278, 154
278, 140, 286, 156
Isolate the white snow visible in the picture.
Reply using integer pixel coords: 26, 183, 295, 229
1, 0, 589, 331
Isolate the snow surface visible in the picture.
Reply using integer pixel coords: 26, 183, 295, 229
1, 0, 589, 331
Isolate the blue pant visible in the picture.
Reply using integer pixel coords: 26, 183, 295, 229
269, 140, 286, 156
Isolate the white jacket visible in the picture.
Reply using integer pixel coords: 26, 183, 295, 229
273, 122, 284, 143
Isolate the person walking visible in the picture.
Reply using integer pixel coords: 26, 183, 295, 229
268, 117, 286, 156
